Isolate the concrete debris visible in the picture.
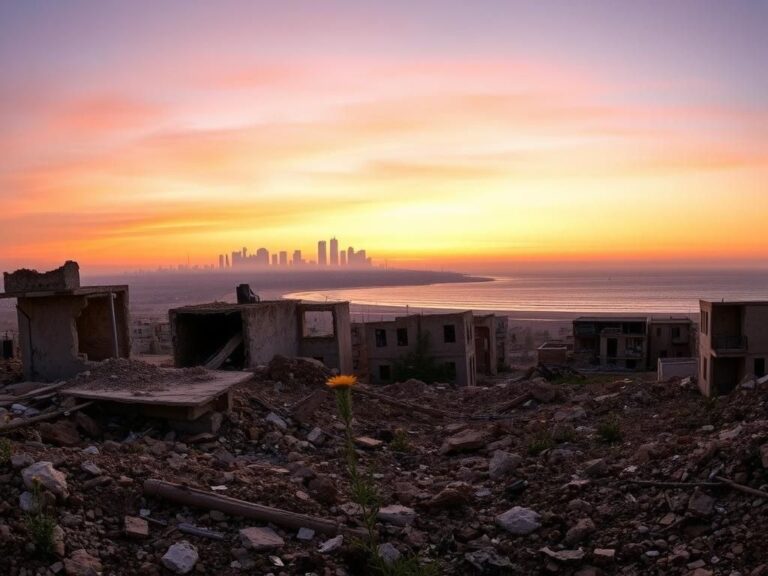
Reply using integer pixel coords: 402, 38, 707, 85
161, 541, 199, 574
239, 526, 285, 551
496, 506, 541, 535
376, 504, 417, 526
63, 548, 102, 576
3, 359, 768, 574
21, 461, 69, 499
318, 534, 344, 554
378, 542, 402, 565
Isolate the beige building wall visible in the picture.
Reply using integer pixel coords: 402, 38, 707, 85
699, 301, 768, 397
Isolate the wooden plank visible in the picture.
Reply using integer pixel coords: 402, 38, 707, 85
0, 402, 93, 435
144, 479, 366, 537
203, 333, 243, 370
0, 382, 67, 407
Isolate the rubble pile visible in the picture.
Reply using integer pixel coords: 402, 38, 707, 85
1, 362, 768, 575
66, 358, 212, 392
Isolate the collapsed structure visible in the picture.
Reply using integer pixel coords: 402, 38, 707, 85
169, 299, 352, 374
0, 261, 130, 381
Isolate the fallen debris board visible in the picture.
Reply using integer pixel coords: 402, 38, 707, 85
144, 479, 366, 537
204, 333, 243, 370
61, 371, 252, 420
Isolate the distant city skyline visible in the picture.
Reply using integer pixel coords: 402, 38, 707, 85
218, 237, 373, 269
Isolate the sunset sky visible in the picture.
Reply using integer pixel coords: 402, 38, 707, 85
1, 0, 766, 273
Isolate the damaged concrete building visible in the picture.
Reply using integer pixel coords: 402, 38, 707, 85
1, 261, 131, 381
698, 299, 768, 397
573, 315, 695, 371
169, 299, 352, 374
352, 312, 499, 386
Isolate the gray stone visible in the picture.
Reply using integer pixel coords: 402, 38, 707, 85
688, 489, 715, 516
439, 429, 487, 455
19, 491, 40, 513
377, 504, 417, 527
10, 453, 34, 469
80, 461, 102, 476
488, 450, 522, 480
565, 517, 596, 545
318, 535, 344, 554
496, 506, 541, 535
296, 527, 315, 541
540, 546, 585, 563
306, 427, 324, 445
378, 543, 402, 565
22, 461, 68, 498
265, 412, 288, 430
161, 541, 199, 574
239, 526, 285, 551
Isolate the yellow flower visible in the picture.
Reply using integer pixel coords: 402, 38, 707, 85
326, 374, 358, 389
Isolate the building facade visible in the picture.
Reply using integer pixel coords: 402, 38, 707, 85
698, 300, 768, 396
353, 312, 498, 386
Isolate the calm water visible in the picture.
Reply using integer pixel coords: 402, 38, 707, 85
287, 270, 768, 314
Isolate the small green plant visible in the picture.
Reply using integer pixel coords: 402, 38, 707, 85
390, 429, 411, 453
597, 414, 623, 444
328, 376, 437, 576
527, 431, 554, 455
0, 438, 11, 465
24, 479, 56, 558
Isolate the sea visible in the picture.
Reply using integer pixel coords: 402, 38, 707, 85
286, 269, 768, 316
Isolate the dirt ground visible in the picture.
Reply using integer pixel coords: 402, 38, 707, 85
1, 359, 767, 575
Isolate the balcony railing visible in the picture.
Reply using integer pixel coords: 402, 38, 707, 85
712, 335, 747, 352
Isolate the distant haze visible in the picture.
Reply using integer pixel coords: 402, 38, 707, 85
1, 1, 767, 271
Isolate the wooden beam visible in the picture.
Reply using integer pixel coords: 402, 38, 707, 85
204, 333, 243, 370
0, 401, 93, 435
143, 479, 366, 537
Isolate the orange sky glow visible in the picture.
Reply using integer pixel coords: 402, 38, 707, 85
1, 2, 766, 273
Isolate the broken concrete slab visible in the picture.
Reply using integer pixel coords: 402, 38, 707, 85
239, 526, 285, 551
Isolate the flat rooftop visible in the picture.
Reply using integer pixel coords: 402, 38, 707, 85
0, 285, 129, 300
574, 316, 648, 323
700, 299, 768, 306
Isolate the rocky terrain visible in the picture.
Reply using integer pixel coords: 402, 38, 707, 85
1, 357, 768, 575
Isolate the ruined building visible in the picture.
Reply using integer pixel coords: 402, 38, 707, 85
573, 315, 695, 371
1, 261, 130, 381
698, 299, 768, 397
169, 299, 352, 373
352, 312, 498, 386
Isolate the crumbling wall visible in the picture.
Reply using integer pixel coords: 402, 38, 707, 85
3, 261, 80, 293
17, 296, 88, 381
298, 303, 352, 373
243, 301, 299, 366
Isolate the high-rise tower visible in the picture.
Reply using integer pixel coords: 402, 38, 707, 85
329, 237, 339, 266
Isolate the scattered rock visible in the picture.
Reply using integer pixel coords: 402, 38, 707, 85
439, 429, 487, 455
318, 535, 344, 554
488, 450, 522, 480
496, 506, 541, 535
63, 549, 102, 576
378, 543, 402, 565
124, 515, 149, 539
377, 504, 417, 526
22, 461, 69, 499
239, 526, 285, 551
161, 541, 199, 574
